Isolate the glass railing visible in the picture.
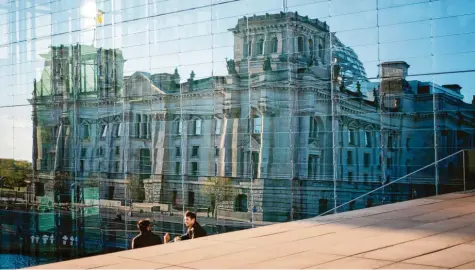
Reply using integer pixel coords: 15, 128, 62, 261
319, 149, 473, 217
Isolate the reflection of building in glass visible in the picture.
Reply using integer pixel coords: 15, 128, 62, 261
31, 44, 125, 201
30, 13, 475, 223
331, 33, 368, 82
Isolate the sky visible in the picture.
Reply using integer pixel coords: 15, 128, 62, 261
0, 0, 474, 161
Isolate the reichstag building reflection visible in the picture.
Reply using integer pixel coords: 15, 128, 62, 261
1, 0, 475, 266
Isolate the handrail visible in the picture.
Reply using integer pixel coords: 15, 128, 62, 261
318, 149, 466, 217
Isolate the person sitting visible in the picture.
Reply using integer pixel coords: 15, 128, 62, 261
164, 211, 207, 243
131, 219, 163, 249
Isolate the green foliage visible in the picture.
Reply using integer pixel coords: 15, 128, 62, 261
126, 178, 145, 202
0, 159, 32, 188
40, 127, 52, 142
202, 177, 233, 217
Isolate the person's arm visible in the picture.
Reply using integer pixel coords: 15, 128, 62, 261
179, 233, 190, 241
131, 238, 135, 249
156, 235, 163, 245
194, 227, 207, 238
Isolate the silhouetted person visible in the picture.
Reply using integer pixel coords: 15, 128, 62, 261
131, 219, 162, 249
164, 211, 207, 243
114, 210, 122, 222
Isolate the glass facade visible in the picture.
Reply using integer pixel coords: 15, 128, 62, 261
1, 0, 475, 266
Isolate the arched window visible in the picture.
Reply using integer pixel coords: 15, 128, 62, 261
318, 43, 324, 58
298, 37, 304, 53
271, 37, 278, 53
234, 194, 248, 212
257, 38, 264, 55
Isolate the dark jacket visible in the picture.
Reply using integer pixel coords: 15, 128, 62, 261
179, 222, 207, 241
132, 231, 163, 249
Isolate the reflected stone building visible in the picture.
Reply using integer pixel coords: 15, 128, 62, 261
31, 13, 475, 222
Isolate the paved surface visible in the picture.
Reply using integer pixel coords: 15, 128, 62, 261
28, 192, 475, 269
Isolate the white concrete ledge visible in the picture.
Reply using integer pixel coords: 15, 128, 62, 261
27, 192, 475, 269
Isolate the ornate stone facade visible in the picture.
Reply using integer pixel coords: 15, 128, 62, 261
31, 13, 475, 222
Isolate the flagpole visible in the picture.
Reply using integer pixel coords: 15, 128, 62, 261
92, 9, 104, 46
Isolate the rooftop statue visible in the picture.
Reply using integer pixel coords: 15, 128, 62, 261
226, 58, 237, 75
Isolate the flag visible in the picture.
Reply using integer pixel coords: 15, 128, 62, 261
96, 9, 104, 24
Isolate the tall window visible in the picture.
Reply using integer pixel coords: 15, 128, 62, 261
298, 37, 304, 52
308, 155, 319, 178
100, 124, 108, 138
309, 118, 318, 139
364, 153, 370, 167
365, 131, 371, 147
96, 147, 104, 156
83, 124, 90, 139
347, 151, 353, 165
406, 137, 411, 149
244, 38, 251, 57
251, 151, 259, 179
191, 162, 198, 175
388, 135, 393, 150
319, 38, 325, 58
139, 148, 151, 174
188, 191, 195, 207
176, 120, 182, 135
194, 119, 202, 135
192, 146, 199, 157
257, 38, 264, 55
253, 117, 262, 134
308, 39, 314, 56
271, 37, 278, 53
175, 162, 181, 175
348, 172, 353, 183
114, 123, 122, 137
215, 118, 222, 135
141, 115, 148, 138
172, 190, 178, 205
135, 114, 141, 138
348, 129, 356, 145
175, 146, 181, 157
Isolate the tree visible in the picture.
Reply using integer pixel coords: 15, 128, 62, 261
125, 178, 145, 202
0, 159, 32, 188
202, 177, 233, 218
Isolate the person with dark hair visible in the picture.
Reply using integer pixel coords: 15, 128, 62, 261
164, 211, 207, 243
131, 219, 163, 249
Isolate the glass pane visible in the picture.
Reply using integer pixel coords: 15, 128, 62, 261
2, 0, 475, 267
